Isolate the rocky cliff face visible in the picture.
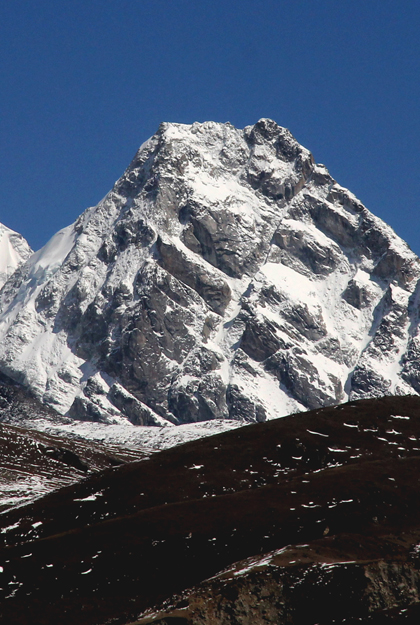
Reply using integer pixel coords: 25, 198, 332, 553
0, 119, 419, 425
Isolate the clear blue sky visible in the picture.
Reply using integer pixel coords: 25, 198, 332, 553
1, 0, 420, 253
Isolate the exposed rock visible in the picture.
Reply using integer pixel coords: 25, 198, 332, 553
169, 373, 228, 423
400, 334, 420, 394
226, 384, 267, 422
309, 199, 361, 248
343, 278, 375, 309
240, 316, 284, 362
350, 365, 392, 399
265, 349, 344, 410
108, 383, 165, 426
166, 560, 420, 625
273, 220, 343, 275
67, 396, 114, 424
157, 236, 231, 315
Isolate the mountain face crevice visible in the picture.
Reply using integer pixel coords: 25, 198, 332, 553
0, 118, 419, 425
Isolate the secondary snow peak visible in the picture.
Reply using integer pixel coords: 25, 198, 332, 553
0, 224, 32, 290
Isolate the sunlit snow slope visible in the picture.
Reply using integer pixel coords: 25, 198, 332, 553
0, 224, 32, 289
0, 119, 419, 426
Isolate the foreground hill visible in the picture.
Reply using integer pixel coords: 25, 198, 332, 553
1, 395, 420, 624
1, 120, 420, 425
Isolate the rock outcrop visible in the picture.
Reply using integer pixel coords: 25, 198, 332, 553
146, 558, 420, 625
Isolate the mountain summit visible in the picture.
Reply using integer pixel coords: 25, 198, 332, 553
0, 119, 419, 425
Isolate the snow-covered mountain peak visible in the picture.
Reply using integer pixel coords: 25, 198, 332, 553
0, 224, 32, 289
0, 119, 420, 427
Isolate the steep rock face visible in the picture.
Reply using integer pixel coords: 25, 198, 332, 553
0, 119, 419, 425
0, 224, 32, 289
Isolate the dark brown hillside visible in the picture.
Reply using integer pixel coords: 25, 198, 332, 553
1, 395, 420, 623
